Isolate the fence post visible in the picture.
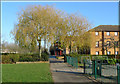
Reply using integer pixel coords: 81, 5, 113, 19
84, 59, 86, 74
68, 56, 70, 64
76, 57, 78, 69
99, 60, 102, 76
117, 65, 120, 84
72, 57, 74, 67
94, 60, 97, 79
92, 60, 95, 75
66, 56, 68, 63
72, 57, 73, 66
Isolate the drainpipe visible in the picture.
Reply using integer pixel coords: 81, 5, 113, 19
102, 31, 105, 55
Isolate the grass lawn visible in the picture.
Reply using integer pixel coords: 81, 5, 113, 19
2, 63, 53, 83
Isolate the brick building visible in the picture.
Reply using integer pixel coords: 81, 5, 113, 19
90, 25, 119, 55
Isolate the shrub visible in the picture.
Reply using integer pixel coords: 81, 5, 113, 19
9, 54, 20, 63
2, 55, 12, 64
108, 58, 117, 65
41, 53, 49, 61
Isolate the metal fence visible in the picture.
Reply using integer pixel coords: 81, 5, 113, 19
66, 56, 120, 84
84, 60, 120, 84
66, 56, 78, 68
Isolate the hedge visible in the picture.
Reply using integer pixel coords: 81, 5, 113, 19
2, 53, 49, 64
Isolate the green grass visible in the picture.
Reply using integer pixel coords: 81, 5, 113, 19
2, 63, 53, 83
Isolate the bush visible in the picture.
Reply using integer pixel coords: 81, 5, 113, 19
19, 53, 40, 62
41, 53, 49, 61
2, 55, 12, 64
2, 53, 49, 63
108, 58, 117, 65
2, 54, 20, 64
9, 54, 19, 63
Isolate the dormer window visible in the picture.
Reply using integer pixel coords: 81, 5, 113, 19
95, 32, 99, 36
107, 32, 110, 36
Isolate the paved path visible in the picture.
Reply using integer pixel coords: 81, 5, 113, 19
49, 56, 99, 84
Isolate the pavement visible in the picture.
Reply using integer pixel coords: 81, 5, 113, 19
49, 56, 99, 84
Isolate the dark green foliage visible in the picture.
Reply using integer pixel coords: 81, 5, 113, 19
108, 58, 117, 65
10, 54, 19, 63
2, 55, 12, 64
2, 53, 49, 63
41, 53, 49, 61
2, 54, 19, 64
19, 53, 40, 62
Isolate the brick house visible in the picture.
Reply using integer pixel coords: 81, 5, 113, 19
90, 25, 120, 55
54, 42, 63, 56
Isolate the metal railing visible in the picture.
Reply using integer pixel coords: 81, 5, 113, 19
66, 55, 120, 84
66, 56, 78, 69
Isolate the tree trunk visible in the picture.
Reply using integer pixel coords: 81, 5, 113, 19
44, 36, 46, 52
70, 37, 72, 53
39, 40, 41, 60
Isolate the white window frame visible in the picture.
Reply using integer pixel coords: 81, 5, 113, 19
107, 41, 110, 46
115, 32, 118, 36
107, 51, 111, 55
96, 51, 99, 55
115, 51, 118, 55
107, 32, 110, 36
96, 41, 99, 47
95, 32, 99, 36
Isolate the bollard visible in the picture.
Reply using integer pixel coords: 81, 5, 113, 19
117, 65, 120, 84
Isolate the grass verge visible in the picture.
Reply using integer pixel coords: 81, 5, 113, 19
2, 63, 53, 83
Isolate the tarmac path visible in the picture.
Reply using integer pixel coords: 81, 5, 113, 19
49, 56, 99, 84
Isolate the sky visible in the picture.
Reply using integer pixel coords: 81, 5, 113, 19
1, 1, 119, 47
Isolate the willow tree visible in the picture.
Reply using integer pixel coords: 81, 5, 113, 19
57, 13, 91, 54
12, 5, 64, 59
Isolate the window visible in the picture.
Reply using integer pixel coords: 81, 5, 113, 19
107, 51, 111, 55
106, 32, 110, 36
96, 41, 99, 47
115, 32, 118, 36
115, 51, 118, 55
95, 32, 99, 36
96, 51, 99, 55
107, 41, 110, 46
